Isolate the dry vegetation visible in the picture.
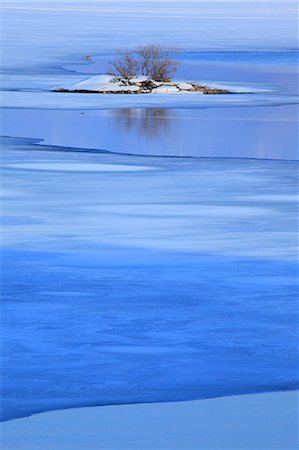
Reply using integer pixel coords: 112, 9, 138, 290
109, 44, 179, 82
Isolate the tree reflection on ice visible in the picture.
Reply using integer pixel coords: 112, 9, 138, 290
111, 108, 175, 139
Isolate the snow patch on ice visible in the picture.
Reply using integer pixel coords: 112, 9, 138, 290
68, 75, 139, 92
152, 85, 181, 94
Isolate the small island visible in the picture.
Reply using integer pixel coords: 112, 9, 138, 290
54, 44, 233, 95
54, 78, 232, 95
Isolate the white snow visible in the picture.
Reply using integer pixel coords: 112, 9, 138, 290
177, 82, 194, 90
62, 75, 267, 96
151, 85, 181, 94
66, 76, 195, 94
69, 75, 111, 91
68, 75, 139, 92
100, 84, 140, 92
130, 76, 149, 83
64, 77, 210, 95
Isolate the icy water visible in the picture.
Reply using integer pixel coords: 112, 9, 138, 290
0, 0, 298, 422
1, 138, 298, 421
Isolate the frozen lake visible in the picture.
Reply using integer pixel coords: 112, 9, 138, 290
0, 0, 298, 423
1, 138, 298, 421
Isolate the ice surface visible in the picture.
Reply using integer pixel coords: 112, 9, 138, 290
4, 90, 295, 109
1, 138, 297, 260
4, 162, 154, 172
1, 1, 298, 72
1, 138, 298, 421
1, 392, 298, 450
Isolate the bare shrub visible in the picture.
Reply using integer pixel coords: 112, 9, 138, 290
137, 44, 161, 76
149, 56, 179, 82
108, 45, 179, 83
109, 52, 139, 81
137, 44, 179, 82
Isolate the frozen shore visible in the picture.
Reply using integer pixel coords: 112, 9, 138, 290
1, 391, 297, 449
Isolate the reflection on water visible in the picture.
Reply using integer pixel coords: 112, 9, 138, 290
105, 105, 297, 159
111, 108, 175, 139
2, 105, 298, 160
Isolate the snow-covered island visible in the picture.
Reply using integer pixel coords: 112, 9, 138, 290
54, 75, 232, 95
54, 45, 236, 95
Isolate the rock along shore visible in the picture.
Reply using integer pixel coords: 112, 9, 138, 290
53, 77, 233, 95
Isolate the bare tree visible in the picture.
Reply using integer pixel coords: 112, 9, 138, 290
149, 57, 179, 82
137, 44, 179, 82
108, 45, 179, 83
137, 44, 161, 76
109, 52, 139, 82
